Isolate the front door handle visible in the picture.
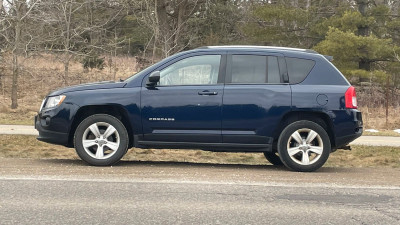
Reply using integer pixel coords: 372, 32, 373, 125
198, 90, 218, 96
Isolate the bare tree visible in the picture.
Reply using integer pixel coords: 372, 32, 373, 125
135, 0, 206, 59
42, 0, 125, 84
0, 0, 42, 109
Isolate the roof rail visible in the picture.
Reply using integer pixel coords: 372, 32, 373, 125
197, 45, 318, 54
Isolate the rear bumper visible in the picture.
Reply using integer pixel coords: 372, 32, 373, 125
336, 127, 363, 148
335, 110, 363, 148
35, 115, 69, 146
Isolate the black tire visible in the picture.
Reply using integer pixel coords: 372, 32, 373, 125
277, 120, 331, 172
74, 114, 129, 166
263, 152, 283, 165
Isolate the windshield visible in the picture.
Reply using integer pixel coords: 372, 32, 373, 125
124, 52, 193, 83
124, 64, 155, 83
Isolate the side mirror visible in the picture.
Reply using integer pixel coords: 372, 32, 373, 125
147, 71, 160, 86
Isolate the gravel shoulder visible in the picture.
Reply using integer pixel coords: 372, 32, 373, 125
0, 125, 38, 135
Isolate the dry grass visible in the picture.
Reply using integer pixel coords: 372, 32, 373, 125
360, 106, 400, 130
325, 145, 400, 168
0, 54, 138, 125
1, 135, 399, 168
0, 103, 37, 125
0, 135, 78, 159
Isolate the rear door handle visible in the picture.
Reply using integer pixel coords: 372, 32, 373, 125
198, 90, 218, 95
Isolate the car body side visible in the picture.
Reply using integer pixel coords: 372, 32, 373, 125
35, 47, 362, 152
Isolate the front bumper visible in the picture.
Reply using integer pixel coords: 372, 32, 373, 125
35, 115, 69, 146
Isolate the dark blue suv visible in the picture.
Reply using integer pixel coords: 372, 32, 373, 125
35, 46, 363, 172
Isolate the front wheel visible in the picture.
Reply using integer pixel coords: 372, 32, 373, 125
277, 120, 331, 172
74, 114, 129, 166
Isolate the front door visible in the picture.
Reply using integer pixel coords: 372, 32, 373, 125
141, 54, 224, 143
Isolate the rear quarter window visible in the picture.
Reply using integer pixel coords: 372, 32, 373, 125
286, 57, 315, 84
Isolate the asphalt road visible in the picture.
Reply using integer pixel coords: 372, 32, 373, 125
1, 158, 400, 224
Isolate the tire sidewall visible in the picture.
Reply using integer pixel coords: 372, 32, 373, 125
263, 152, 284, 166
277, 120, 331, 172
74, 114, 129, 166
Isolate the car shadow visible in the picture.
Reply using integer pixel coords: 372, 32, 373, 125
119, 160, 287, 170
39, 158, 343, 173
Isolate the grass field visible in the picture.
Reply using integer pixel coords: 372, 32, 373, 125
1, 135, 399, 168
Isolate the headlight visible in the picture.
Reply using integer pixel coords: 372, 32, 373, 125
43, 95, 66, 110
39, 98, 46, 112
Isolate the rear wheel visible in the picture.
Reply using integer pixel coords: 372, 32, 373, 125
277, 120, 330, 172
263, 152, 283, 165
74, 114, 129, 166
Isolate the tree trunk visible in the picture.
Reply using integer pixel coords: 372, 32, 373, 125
156, 0, 170, 57
63, 52, 69, 85
306, 0, 311, 9
0, 70, 3, 96
356, 0, 371, 83
11, 0, 23, 109
173, 0, 187, 52
152, 0, 159, 63
63, 1, 72, 85
357, 0, 369, 36
11, 54, 18, 109
0, 0, 3, 96
385, 74, 390, 127
0, 56, 3, 97
359, 59, 371, 71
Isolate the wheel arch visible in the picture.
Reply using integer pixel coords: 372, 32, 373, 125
273, 110, 336, 149
68, 105, 134, 148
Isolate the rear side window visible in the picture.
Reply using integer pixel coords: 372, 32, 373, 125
286, 57, 315, 84
229, 55, 282, 84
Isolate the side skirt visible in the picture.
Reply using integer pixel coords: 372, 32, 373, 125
135, 139, 272, 153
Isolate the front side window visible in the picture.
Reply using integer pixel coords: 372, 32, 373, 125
229, 55, 282, 84
159, 55, 221, 86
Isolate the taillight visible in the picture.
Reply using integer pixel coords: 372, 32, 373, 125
345, 86, 357, 109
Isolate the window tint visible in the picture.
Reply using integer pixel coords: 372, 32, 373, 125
286, 57, 315, 84
159, 55, 221, 86
231, 55, 266, 83
230, 55, 281, 84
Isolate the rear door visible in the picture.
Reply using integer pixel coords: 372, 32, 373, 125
140, 54, 225, 143
222, 52, 292, 146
